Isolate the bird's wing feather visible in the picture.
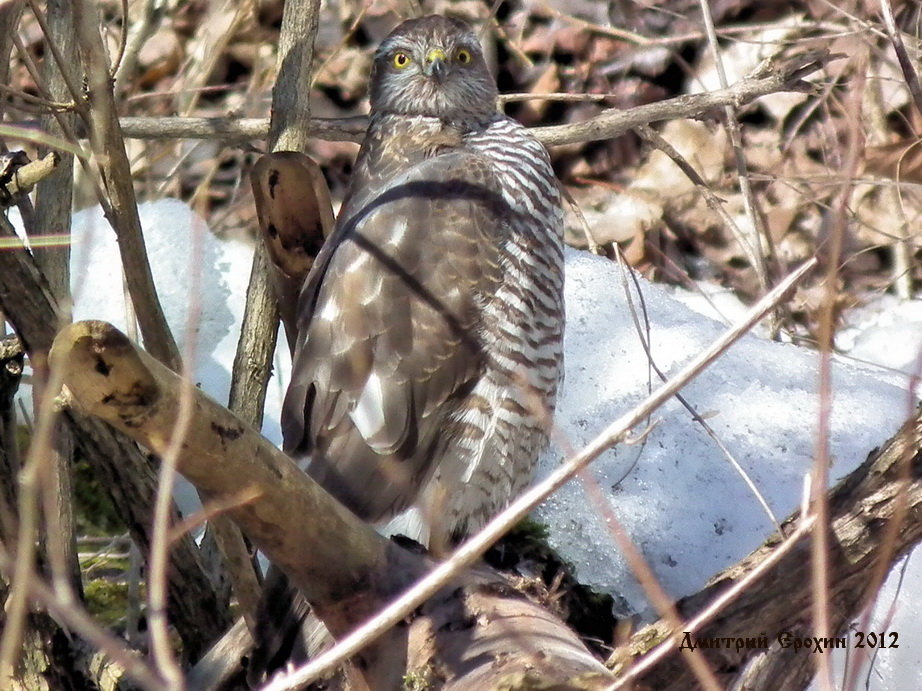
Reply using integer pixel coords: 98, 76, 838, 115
281, 150, 509, 521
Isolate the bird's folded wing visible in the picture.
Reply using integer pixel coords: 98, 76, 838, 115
281, 151, 510, 521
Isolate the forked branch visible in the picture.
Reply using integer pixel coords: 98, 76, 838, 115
49, 320, 614, 689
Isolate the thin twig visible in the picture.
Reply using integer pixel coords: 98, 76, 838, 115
879, 0, 921, 300
72, 0, 181, 369
264, 259, 818, 690
811, 51, 867, 691
176, 0, 251, 115
576, 453, 722, 690
309, 1, 370, 89
113, 0, 167, 99
146, 219, 208, 688
608, 515, 817, 689
880, 0, 922, 118
535, 3, 651, 45
614, 241, 782, 533
0, 82, 73, 111
34, 49, 829, 147
499, 91, 613, 103
843, 348, 922, 691
696, 0, 773, 301
0, 346, 69, 680
167, 486, 263, 545
24, 0, 88, 118
109, 0, 129, 82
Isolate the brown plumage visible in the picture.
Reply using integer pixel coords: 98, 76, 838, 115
283, 15, 565, 543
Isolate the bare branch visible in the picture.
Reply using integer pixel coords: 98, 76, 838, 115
64, 49, 834, 148
880, 0, 922, 120
226, 0, 328, 430
534, 50, 833, 146
0, 3, 25, 116
267, 0, 322, 153
31, 0, 82, 609
50, 320, 617, 689
71, 0, 181, 369
50, 321, 405, 622
223, 0, 329, 632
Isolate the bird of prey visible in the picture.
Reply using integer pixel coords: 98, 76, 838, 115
282, 14, 565, 545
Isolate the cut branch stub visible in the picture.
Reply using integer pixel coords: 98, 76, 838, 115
251, 152, 333, 350
251, 152, 333, 277
0, 151, 60, 207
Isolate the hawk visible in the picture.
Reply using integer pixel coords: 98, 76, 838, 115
249, 15, 565, 683
283, 14, 565, 544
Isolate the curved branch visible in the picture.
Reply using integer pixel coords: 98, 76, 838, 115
50, 320, 615, 689
617, 404, 922, 689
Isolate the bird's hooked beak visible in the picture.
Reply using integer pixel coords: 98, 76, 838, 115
425, 48, 448, 82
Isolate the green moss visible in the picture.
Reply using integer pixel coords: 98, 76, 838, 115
73, 456, 124, 536
15, 423, 123, 536
510, 517, 551, 541
402, 668, 434, 690
83, 579, 139, 627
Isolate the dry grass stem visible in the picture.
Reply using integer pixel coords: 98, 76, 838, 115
265, 259, 817, 689
696, 0, 772, 298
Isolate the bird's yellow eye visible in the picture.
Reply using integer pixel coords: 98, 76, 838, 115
392, 52, 411, 68
455, 48, 472, 65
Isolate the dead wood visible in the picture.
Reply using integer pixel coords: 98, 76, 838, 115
105, 49, 834, 148
0, 334, 24, 543
251, 152, 333, 351
222, 0, 331, 635
72, 0, 180, 370
32, 0, 83, 602
615, 404, 922, 690
1, 336, 122, 690
50, 319, 616, 689
226, 0, 325, 432
0, 152, 59, 207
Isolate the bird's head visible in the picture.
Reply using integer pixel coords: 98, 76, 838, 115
369, 15, 499, 124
